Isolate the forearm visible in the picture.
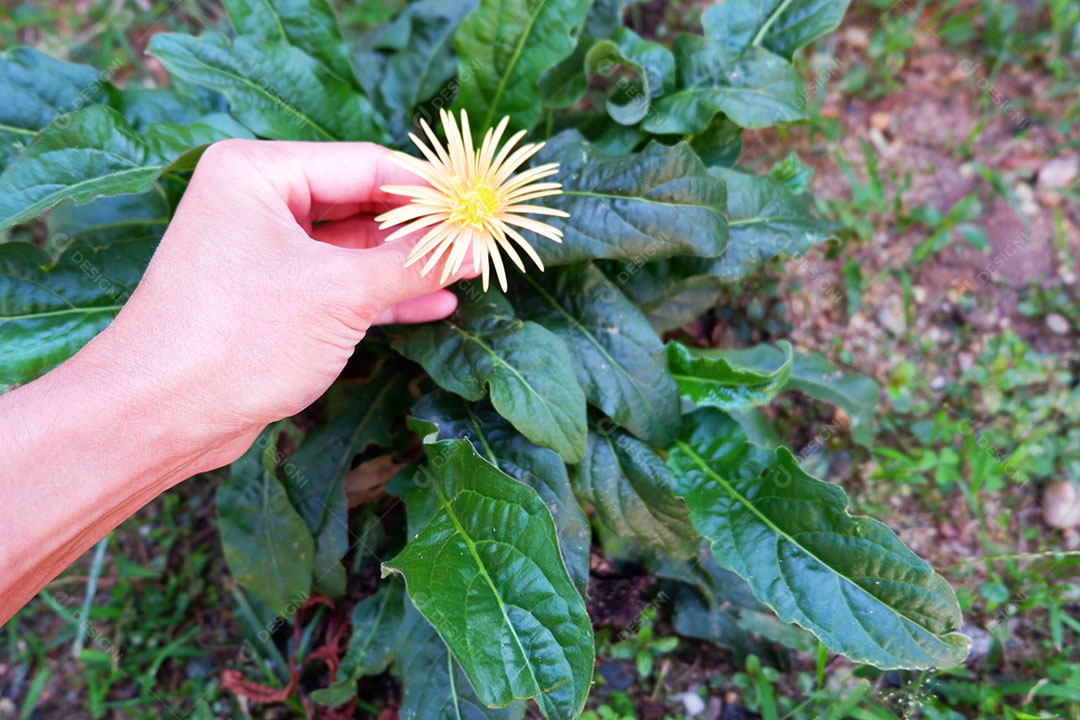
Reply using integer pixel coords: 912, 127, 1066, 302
0, 325, 250, 625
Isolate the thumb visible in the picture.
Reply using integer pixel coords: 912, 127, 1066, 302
331, 237, 478, 320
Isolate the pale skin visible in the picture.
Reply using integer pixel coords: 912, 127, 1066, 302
0, 140, 468, 625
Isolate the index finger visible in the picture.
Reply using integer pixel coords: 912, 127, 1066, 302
201, 139, 428, 220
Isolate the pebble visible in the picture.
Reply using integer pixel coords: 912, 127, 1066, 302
961, 624, 993, 661
877, 299, 907, 336
870, 111, 891, 132
673, 690, 706, 718
1043, 481, 1080, 528
1014, 182, 1041, 216
1046, 313, 1070, 335
1036, 156, 1079, 205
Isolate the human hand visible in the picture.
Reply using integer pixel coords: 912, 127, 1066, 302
1, 139, 467, 620
93, 139, 470, 470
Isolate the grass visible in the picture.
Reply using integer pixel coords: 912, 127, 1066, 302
4, 0, 1080, 718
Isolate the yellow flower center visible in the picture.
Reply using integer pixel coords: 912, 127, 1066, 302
451, 183, 500, 228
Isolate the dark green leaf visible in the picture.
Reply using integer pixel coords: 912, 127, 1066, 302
666, 340, 794, 412
223, 0, 355, 82
338, 579, 405, 681
669, 408, 970, 669
770, 151, 813, 193
0, 48, 107, 171
643, 37, 803, 134
105, 85, 219, 130
702, 0, 853, 60
604, 259, 722, 333
537, 42, 590, 109
395, 286, 586, 462
0, 106, 172, 231
218, 426, 316, 617
711, 167, 831, 280
46, 192, 170, 253
688, 115, 743, 167
592, 28, 675, 124
717, 344, 879, 447
384, 438, 593, 720
287, 371, 409, 596
572, 420, 698, 558
535, 132, 728, 266
510, 265, 680, 447
393, 598, 526, 720
0, 237, 155, 386
583, 0, 643, 37
788, 350, 878, 447
373, 0, 478, 140
148, 34, 386, 142
411, 392, 590, 597
453, 0, 590, 133
539, 29, 674, 124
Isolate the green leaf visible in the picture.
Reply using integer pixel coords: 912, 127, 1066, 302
510, 265, 680, 447
287, 371, 409, 597
702, 0, 853, 61
105, 85, 223, 130
222, 0, 355, 82
770, 151, 813, 193
789, 351, 879, 447
593, 28, 676, 124
688, 115, 743, 167
411, 392, 590, 597
583, 0, 644, 38
384, 438, 593, 720
604, 258, 723, 333
643, 37, 803, 134
218, 425, 316, 617
143, 114, 256, 172
338, 579, 405, 681
712, 167, 831, 280
46, 192, 170, 253
656, 553, 767, 658
0, 237, 155, 386
394, 286, 587, 462
666, 340, 794, 412
148, 34, 386, 142
540, 28, 674, 125
372, 0, 479, 141
669, 408, 970, 669
572, 420, 698, 558
0, 48, 107, 171
534, 132, 728, 266
717, 344, 879, 447
453, 0, 591, 133
0, 106, 172, 231
393, 597, 526, 720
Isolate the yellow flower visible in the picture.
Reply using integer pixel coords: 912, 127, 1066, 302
374, 109, 569, 292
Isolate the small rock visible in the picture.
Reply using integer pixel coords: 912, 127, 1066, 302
673, 690, 706, 718
1014, 182, 1041, 216
1046, 313, 1070, 335
931, 375, 947, 390
958, 352, 975, 371
842, 26, 870, 49
1043, 481, 1080, 528
1036, 156, 1079, 204
913, 285, 928, 303
869, 111, 891, 132
961, 624, 993, 661
877, 299, 907, 336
